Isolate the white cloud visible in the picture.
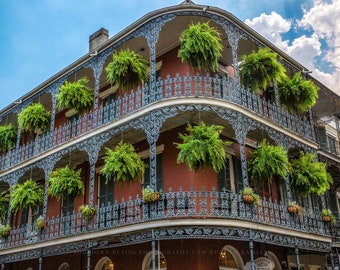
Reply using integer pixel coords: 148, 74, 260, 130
245, 11, 291, 49
298, 0, 340, 94
245, 1, 340, 96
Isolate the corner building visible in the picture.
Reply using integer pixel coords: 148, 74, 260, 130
0, 1, 339, 270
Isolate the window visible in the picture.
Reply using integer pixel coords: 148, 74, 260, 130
143, 154, 163, 191
61, 195, 74, 216
219, 245, 243, 270
218, 157, 232, 192
233, 156, 243, 194
95, 257, 114, 270
20, 206, 43, 227
142, 251, 167, 270
58, 263, 70, 270
101, 90, 117, 123
219, 250, 237, 268
98, 174, 114, 206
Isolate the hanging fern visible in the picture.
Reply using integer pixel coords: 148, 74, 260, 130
239, 47, 287, 93
57, 77, 94, 114
18, 103, 51, 134
10, 180, 44, 213
105, 48, 149, 91
175, 122, 230, 172
247, 139, 289, 188
101, 141, 146, 186
0, 123, 17, 151
0, 191, 9, 223
48, 165, 84, 200
178, 21, 223, 72
278, 72, 319, 113
289, 151, 333, 195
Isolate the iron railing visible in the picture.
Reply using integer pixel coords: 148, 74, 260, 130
0, 188, 331, 250
0, 73, 315, 172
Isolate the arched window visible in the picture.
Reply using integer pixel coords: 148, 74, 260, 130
219, 245, 244, 270
95, 257, 114, 270
58, 263, 70, 270
142, 251, 167, 270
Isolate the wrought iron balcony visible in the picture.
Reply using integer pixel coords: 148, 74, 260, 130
0, 73, 315, 171
0, 188, 331, 250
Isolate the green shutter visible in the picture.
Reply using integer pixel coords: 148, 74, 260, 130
233, 156, 243, 193
317, 126, 328, 150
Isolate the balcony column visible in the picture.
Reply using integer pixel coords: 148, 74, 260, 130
6, 173, 21, 225
134, 15, 174, 105
284, 172, 292, 203
330, 249, 335, 270
152, 229, 156, 270
87, 247, 91, 270
147, 112, 161, 190
90, 52, 111, 125
40, 157, 57, 217
249, 229, 255, 270
84, 137, 103, 207
232, 116, 252, 187
47, 78, 66, 136
1, 256, 4, 270
220, 23, 241, 82
294, 240, 301, 270
38, 253, 42, 270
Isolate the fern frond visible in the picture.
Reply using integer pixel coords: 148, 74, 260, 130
105, 48, 149, 91
289, 151, 332, 195
175, 122, 230, 172
57, 77, 94, 114
48, 165, 84, 200
10, 180, 44, 212
178, 21, 223, 72
18, 103, 51, 133
239, 47, 287, 93
101, 141, 146, 186
0, 124, 17, 151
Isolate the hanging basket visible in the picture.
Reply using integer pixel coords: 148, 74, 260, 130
242, 194, 254, 204
322, 215, 331, 223
288, 206, 299, 215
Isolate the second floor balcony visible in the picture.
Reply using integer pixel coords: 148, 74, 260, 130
0, 187, 333, 251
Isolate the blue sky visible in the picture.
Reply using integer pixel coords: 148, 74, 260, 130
0, 0, 339, 110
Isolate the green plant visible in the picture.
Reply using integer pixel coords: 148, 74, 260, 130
0, 123, 17, 152
105, 48, 149, 91
18, 103, 51, 134
321, 208, 336, 225
79, 205, 96, 221
289, 151, 332, 196
178, 21, 223, 72
175, 122, 231, 173
48, 165, 85, 200
0, 191, 9, 223
35, 215, 47, 230
101, 141, 146, 186
239, 47, 287, 93
57, 77, 94, 114
242, 187, 260, 205
247, 139, 289, 188
278, 72, 319, 113
142, 186, 161, 203
10, 180, 44, 213
0, 224, 11, 238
